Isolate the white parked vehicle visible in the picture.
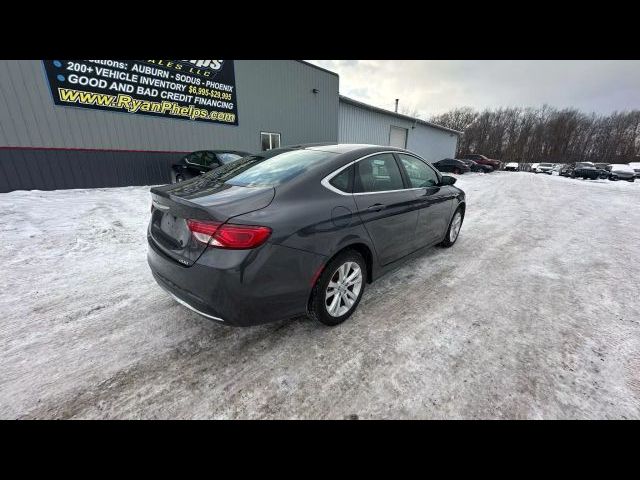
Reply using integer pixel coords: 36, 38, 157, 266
533, 163, 554, 174
504, 162, 519, 171
530, 163, 539, 172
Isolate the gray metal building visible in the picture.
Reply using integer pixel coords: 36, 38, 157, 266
0, 60, 339, 192
339, 95, 460, 162
0, 60, 460, 193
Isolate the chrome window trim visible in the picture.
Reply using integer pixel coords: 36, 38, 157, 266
321, 150, 440, 196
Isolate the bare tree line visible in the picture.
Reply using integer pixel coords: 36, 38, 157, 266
430, 106, 640, 164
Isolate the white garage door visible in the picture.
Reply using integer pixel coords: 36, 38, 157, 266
389, 126, 408, 148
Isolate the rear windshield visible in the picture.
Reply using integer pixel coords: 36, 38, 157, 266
540, 163, 553, 167
201, 149, 337, 187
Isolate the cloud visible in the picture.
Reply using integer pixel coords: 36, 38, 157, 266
308, 60, 640, 117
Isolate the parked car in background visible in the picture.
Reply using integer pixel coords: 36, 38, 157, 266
504, 162, 519, 171
605, 164, 636, 182
558, 163, 573, 177
529, 163, 539, 172
551, 164, 564, 175
533, 163, 555, 174
148, 144, 466, 327
459, 154, 502, 171
628, 162, 640, 178
171, 150, 252, 183
571, 162, 608, 180
433, 158, 471, 174
460, 159, 493, 173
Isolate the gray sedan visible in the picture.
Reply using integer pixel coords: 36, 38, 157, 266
147, 144, 466, 327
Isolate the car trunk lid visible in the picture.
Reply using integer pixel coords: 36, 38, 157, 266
149, 179, 275, 266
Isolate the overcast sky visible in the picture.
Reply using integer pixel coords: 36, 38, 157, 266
307, 60, 640, 118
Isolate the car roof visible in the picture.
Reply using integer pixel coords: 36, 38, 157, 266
253, 143, 435, 183
302, 143, 409, 154
263, 143, 421, 160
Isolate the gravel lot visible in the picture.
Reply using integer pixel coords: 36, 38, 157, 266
1, 172, 639, 419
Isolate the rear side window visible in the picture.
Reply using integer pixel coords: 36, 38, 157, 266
354, 154, 404, 193
329, 166, 353, 193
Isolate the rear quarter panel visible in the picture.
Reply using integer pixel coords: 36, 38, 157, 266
232, 182, 375, 259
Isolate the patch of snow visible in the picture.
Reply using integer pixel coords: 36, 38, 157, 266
1, 173, 639, 419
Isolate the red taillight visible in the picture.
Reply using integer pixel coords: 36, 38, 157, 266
211, 224, 271, 249
186, 219, 221, 244
187, 220, 271, 249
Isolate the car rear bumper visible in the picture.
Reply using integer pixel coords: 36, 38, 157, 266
147, 236, 326, 326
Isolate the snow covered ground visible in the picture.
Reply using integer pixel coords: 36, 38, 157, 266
1, 172, 639, 419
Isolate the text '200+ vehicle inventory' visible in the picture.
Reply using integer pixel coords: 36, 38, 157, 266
147, 144, 466, 327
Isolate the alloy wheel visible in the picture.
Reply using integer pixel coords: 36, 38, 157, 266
325, 261, 363, 317
450, 211, 462, 243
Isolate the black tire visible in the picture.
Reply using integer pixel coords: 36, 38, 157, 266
308, 250, 367, 327
453, 168, 461, 174
439, 207, 464, 248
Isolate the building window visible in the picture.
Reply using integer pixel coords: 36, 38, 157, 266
261, 132, 281, 151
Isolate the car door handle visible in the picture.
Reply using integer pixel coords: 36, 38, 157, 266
366, 203, 386, 212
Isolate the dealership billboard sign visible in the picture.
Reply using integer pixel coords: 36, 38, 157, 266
42, 60, 239, 125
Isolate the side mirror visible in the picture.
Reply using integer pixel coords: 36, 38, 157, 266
440, 175, 457, 186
